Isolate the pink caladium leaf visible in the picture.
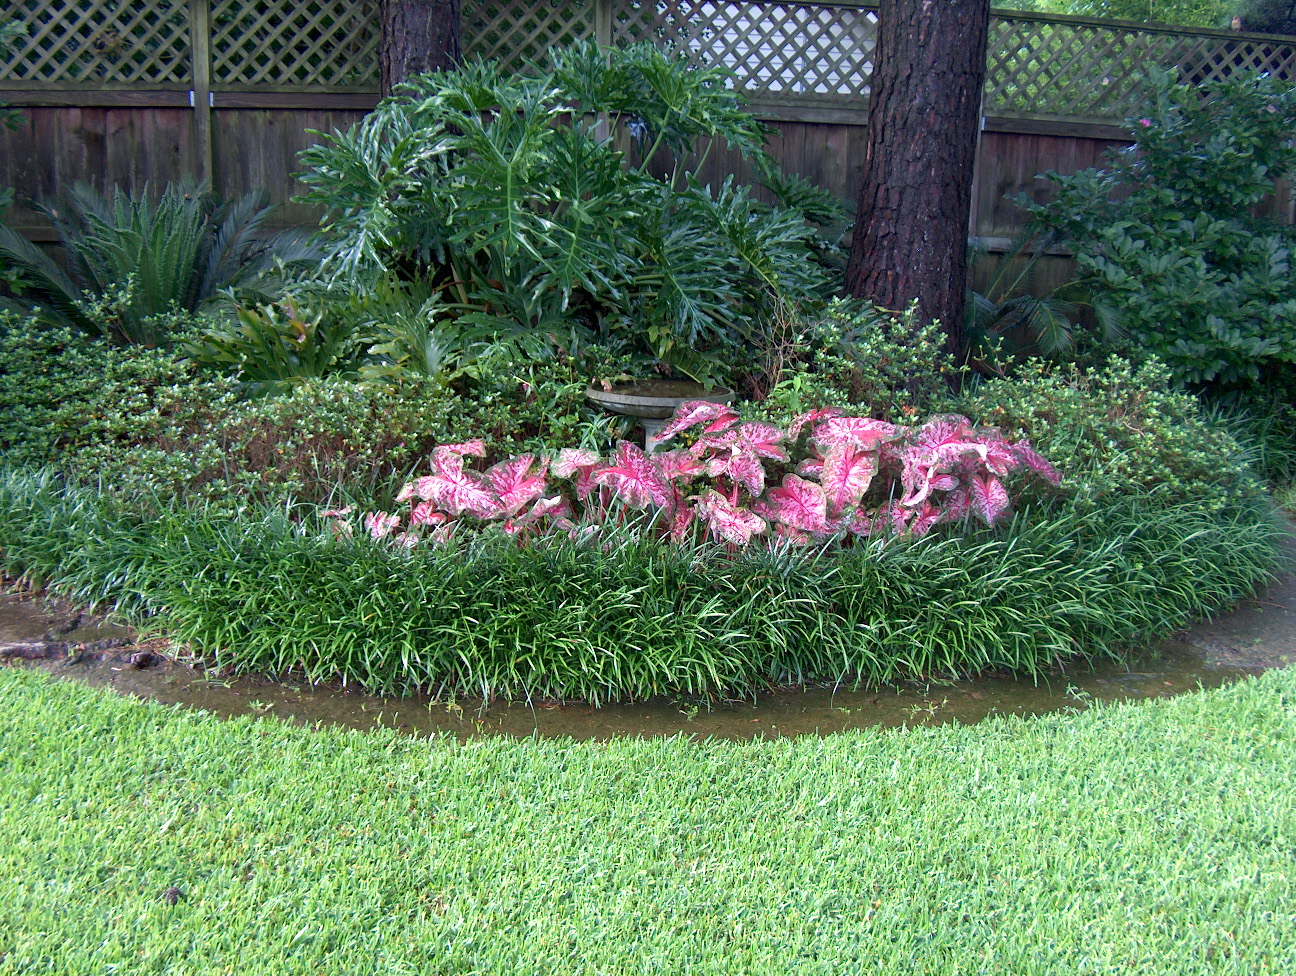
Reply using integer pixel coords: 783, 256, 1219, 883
669, 504, 696, 543
656, 448, 706, 482
486, 454, 548, 516
552, 448, 602, 500
812, 416, 902, 451
419, 451, 500, 518
592, 442, 674, 509
688, 426, 740, 458
942, 486, 974, 523
437, 439, 487, 459
971, 473, 1012, 525
1013, 440, 1062, 485
320, 506, 353, 519
736, 422, 788, 461
694, 489, 768, 545
706, 451, 766, 496
551, 448, 600, 478
760, 474, 830, 533
819, 444, 880, 516
788, 407, 846, 441
929, 474, 960, 492
655, 401, 739, 444
410, 501, 451, 527
363, 512, 401, 539
909, 500, 944, 536
796, 457, 825, 479
393, 531, 420, 548
772, 523, 814, 546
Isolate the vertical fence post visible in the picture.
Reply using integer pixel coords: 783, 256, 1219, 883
596, 0, 613, 51
189, 0, 213, 184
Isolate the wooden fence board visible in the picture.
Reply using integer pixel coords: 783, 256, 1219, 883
3, 0, 1294, 271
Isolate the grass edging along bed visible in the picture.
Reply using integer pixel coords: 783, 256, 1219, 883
0, 466, 1289, 703
3, 667, 1296, 973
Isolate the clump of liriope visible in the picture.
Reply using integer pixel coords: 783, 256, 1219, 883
953, 356, 1265, 512
744, 298, 962, 425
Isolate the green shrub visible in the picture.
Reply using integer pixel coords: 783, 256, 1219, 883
953, 356, 1263, 511
296, 42, 837, 386
1024, 69, 1296, 391
0, 313, 628, 508
744, 299, 960, 424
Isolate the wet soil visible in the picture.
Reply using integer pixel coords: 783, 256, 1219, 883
4, 557, 1294, 741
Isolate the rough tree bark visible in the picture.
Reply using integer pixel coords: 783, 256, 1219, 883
845, 0, 991, 361
379, 0, 462, 97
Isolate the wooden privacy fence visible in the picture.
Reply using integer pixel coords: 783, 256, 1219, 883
3, 0, 1295, 248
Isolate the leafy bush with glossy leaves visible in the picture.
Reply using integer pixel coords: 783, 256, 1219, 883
952, 356, 1263, 511
744, 299, 961, 424
1024, 69, 1296, 390
296, 42, 840, 386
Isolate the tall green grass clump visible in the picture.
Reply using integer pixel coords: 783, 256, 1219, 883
0, 466, 1285, 701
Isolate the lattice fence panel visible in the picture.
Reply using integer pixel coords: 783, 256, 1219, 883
0, 0, 190, 85
462, 0, 594, 71
210, 0, 379, 87
985, 18, 1296, 119
613, 1, 876, 96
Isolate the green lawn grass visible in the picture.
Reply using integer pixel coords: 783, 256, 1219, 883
2, 667, 1294, 974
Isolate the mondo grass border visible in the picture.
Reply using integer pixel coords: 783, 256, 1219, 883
1, 667, 1295, 974
0, 467, 1290, 702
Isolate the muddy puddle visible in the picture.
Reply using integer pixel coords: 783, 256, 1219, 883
3, 583, 1294, 742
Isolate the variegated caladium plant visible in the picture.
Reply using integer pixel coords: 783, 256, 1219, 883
325, 402, 1061, 548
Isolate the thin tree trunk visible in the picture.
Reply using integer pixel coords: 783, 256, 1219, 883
379, 0, 462, 97
845, 0, 990, 361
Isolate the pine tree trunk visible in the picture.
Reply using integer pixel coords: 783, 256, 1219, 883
379, 0, 462, 97
845, 0, 990, 360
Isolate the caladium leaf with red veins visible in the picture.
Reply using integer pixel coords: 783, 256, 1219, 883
1013, 440, 1062, 485
521, 495, 572, 523
736, 422, 788, 461
393, 532, 420, 548
909, 501, 944, 536
420, 451, 500, 517
669, 504, 696, 543
706, 451, 766, 496
773, 524, 814, 546
409, 501, 450, 526
760, 474, 830, 533
982, 437, 1020, 476
694, 489, 768, 545
363, 512, 401, 539
688, 426, 740, 457
929, 474, 960, 492
942, 486, 974, 522
812, 416, 902, 451
592, 442, 674, 509
486, 454, 547, 516
552, 448, 602, 500
788, 407, 846, 441
655, 401, 739, 443
656, 449, 706, 482
819, 444, 880, 515
971, 473, 1011, 525
796, 457, 825, 479
551, 448, 600, 478
437, 439, 487, 459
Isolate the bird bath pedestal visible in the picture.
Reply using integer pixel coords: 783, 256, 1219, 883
585, 380, 735, 452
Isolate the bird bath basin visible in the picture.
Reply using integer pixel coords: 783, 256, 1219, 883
585, 380, 736, 452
